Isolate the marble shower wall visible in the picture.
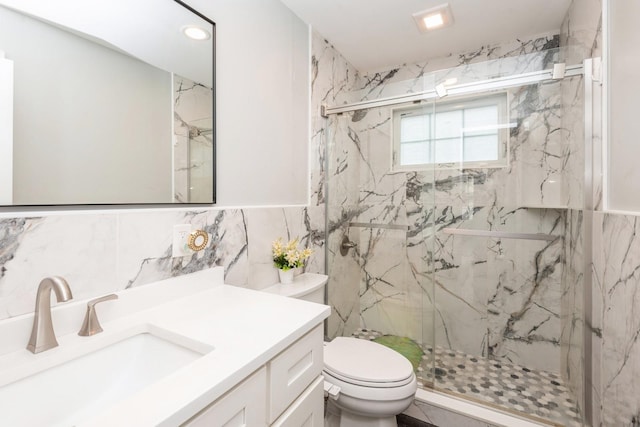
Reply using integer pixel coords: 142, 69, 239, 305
559, 0, 602, 421
322, 33, 576, 374
592, 212, 640, 427
173, 75, 214, 203
0, 206, 325, 322
566, 1, 640, 426
311, 32, 363, 339
560, 207, 585, 412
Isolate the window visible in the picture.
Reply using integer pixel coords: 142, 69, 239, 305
392, 93, 510, 170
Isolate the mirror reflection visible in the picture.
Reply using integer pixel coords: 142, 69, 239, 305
0, 0, 215, 205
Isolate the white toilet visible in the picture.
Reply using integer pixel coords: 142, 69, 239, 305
263, 273, 417, 427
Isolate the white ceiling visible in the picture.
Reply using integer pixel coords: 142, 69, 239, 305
280, 0, 573, 73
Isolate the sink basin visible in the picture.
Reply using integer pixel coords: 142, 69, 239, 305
0, 324, 213, 427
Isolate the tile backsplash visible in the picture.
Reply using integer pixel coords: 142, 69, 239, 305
0, 206, 324, 321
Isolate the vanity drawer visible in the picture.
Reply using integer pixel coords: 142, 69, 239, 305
268, 325, 323, 423
184, 367, 267, 427
271, 375, 324, 427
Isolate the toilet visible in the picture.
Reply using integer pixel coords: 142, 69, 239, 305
263, 273, 417, 427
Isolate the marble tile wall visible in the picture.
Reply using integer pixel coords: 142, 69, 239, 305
565, 1, 640, 426
322, 33, 574, 375
559, 0, 602, 423
592, 212, 640, 426
173, 75, 214, 203
561, 207, 586, 417
311, 32, 362, 338
0, 206, 325, 321
340, 33, 562, 107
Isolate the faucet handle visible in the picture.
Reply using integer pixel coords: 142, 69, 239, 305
78, 294, 118, 337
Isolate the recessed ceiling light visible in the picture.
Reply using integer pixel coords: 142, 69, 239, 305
424, 13, 444, 29
413, 3, 453, 33
182, 25, 211, 41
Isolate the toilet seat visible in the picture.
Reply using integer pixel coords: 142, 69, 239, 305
323, 366, 415, 388
323, 367, 418, 405
323, 337, 414, 388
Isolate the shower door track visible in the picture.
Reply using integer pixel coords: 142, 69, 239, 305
321, 63, 584, 117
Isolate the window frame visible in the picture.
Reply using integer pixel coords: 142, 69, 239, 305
391, 92, 511, 171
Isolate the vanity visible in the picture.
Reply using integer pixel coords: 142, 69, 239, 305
0, 268, 330, 426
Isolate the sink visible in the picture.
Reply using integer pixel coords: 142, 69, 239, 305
0, 324, 213, 427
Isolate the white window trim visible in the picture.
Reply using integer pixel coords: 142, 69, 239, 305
391, 92, 511, 171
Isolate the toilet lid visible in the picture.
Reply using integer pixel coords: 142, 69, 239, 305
324, 337, 414, 386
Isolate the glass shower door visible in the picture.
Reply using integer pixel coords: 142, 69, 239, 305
324, 101, 436, 384
428, 78, 584, 426
322, 47, 587, 427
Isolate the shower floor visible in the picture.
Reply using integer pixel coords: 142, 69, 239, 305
352, 328, 582, 427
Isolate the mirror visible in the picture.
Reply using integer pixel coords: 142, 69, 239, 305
0, 0, 215, 205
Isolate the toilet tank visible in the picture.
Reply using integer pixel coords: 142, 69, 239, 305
262, 273, 328, 304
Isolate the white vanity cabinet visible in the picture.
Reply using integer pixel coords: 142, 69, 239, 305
184, 324, 325, 427
184, 368, 268, 427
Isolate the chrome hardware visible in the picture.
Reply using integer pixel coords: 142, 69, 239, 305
340, 235, 357, 256
322, 63, 584, 116
27, 277, 73, 354
78, 294, 118, 336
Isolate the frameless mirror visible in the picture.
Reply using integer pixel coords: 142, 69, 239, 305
0, 0, 215, 205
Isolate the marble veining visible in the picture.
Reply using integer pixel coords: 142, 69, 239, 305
319, 26, 588, 426
310, 33, 361, 208
0, 30, 334, 324
0, 5, 615, 426
324, 40, 571, 371
559, 1, 603, 425
593, 212, 640, 427
0, 206, 325, 322
173, 75, 214, 203
336, 34, 560, 107
0, 218, 27, 277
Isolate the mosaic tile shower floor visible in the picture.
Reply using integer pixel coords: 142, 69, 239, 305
352, 329, 582, 427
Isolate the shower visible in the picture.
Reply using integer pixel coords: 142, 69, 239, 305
173, 75, 214, 203
323, 46, 592, 427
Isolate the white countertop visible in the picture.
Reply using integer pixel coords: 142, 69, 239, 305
0, 268, 331, 426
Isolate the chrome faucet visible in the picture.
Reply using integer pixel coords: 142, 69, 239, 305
27, 276, 73, 354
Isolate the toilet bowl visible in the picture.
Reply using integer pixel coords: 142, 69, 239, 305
323, 337, 417, 427
263, 274, 418, 427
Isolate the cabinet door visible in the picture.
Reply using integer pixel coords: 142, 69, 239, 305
184, 367, 267, 427
268, 325, 324, 423
271, 376, 324, 427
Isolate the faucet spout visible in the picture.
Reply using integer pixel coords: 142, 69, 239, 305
27, 276, 73, 354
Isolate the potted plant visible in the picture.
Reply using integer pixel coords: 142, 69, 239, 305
272, 237, 312, 284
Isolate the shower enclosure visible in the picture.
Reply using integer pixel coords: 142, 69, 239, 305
324, 48, 593, 427
173, 75, 214, 203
